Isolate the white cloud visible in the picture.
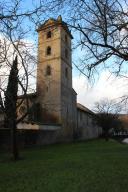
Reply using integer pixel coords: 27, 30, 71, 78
73, 70, 128, 110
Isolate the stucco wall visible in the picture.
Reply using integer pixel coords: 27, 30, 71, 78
37, 25, 62, 123
36, 18, 77, 140
77, 109, 102, 140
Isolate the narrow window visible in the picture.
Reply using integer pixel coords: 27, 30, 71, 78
65, 35, 68, 43
47, 31, 51, 38
46, 65, 51, 76
46, 86, 49, 92
65, 67, 68, 78
65, 49, 68, 58
47, 46, 51, 55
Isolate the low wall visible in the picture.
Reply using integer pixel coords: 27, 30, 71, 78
0, 129, 11, 150
17, 122, 61, 131
18, 129, 61, 146
0, 125, 62, 149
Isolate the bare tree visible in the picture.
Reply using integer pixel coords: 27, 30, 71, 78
94, 98, 123, 140
56, 0, 128, 79
94, 98, 123, 114
0, 5, 36, 159
2, 0, 127, 79
0, 0, 62, 159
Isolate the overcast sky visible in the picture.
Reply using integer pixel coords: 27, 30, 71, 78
73, 69, 128, 110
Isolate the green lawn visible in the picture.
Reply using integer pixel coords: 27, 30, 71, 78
0, 139, 128, 192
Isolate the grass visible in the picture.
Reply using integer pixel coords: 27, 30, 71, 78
0, 139, 128, 192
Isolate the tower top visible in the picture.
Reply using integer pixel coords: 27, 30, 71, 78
37, 16, 73, 39
57, 15, 62, 22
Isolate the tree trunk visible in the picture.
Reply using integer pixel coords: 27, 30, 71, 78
11, 120, 19, 160
104, 130, 109, 141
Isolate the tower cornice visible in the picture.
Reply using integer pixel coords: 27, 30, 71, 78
37, 16, 73, 39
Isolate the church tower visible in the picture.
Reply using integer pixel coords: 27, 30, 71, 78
37, 16, 77, 138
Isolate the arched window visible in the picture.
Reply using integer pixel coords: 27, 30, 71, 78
65, 49, 68, 58
47, 31, 51, 38
46, 65, 51, 76
46, 46, 51, 55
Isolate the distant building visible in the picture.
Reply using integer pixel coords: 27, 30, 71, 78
1, 16, 102, 145
119, 114, 128, 132
110, 114, 128, 137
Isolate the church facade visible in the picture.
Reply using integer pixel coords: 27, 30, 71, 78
17, 16, 101, 145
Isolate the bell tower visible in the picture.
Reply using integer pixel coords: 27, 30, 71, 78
37, 16, 76, 130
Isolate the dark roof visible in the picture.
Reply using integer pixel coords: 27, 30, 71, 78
77, 103, 94, 115
18, 92, 37, 99
72, 88, 77, 96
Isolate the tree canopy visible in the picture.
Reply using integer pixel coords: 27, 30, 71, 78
94, 98, 123, 140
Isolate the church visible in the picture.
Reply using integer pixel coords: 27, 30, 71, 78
15, 16, 101, 145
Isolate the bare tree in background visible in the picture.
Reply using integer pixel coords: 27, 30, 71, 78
94, 98, 123, 141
